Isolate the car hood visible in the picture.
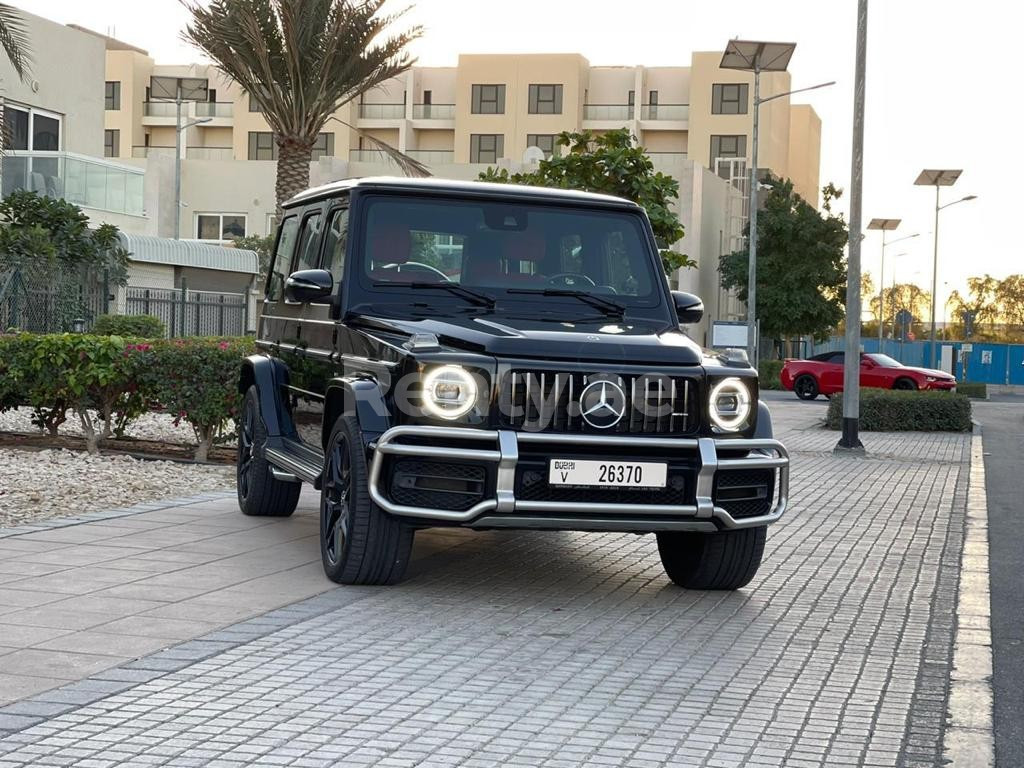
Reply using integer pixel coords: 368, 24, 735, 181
904, 366, 955, 380
353, 313, 704, 365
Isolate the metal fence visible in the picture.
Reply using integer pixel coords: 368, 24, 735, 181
0, 260, 111, 333
126, 284, 248, 337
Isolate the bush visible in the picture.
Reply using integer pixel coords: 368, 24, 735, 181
826, 388, 972, 432
92, 314, 166, 338
758, 360, 783, 390
956, 381, 987, 399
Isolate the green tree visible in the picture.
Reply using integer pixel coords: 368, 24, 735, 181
478, 129, 692, 275
233, 234, 275, 281
184, 0, 423, 212
995, 274, 1024, 334
876, 282, 931, 337
719, 178, 848, 342
947, 275, 999, 336
0, 3, 30, 81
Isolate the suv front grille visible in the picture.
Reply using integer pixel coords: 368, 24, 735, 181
499, 370, 700, 434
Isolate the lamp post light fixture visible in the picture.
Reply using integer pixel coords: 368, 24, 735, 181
720, 40, 834, 366
866, 219, 919, 342
914, 168, 977, 367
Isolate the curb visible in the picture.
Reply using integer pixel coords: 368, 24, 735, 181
942, 424, 995, 767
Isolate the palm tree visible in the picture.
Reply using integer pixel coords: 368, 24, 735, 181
0, 3, 30, 81
183, 0, 425, 212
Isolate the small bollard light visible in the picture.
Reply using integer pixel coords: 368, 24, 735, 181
72, 318, 86, 333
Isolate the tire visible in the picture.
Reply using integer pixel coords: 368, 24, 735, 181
237, 386, 301, 517
656, 527, 767, 590
794, 375, 819, 400
320, 414, 414, 585
893, 377, 918, 391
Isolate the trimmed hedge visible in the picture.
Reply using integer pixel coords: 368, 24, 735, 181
0, 333, 254, 458
956, 381, 987, 399
758, 360, 783, 390
92, 314, 166, 338
826, 388, 972, 432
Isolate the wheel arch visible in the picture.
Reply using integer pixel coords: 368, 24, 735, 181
323, 376, 392, 451
753, 400, 774, 439
238, 354, 297, 439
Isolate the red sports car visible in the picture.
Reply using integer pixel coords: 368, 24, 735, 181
780, 352, 958, 400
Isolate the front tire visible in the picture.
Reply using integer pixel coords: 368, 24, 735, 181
237, 386, 300, 518
794, 375, 819, 400
320, 414, 414, 585
656, 527, 767, 590
893, 377, 918, 391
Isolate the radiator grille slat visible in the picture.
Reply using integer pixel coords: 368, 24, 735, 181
502, 370, 699, 434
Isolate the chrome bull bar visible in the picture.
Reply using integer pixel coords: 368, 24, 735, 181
367, 426, 789, 529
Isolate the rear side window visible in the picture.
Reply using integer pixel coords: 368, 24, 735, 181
292, 212, 323, 273
322, 207, 349, 282
266, 216, 299, 300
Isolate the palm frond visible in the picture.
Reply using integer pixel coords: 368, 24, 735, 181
0, 3, 31, 81
328, 117, 430, 178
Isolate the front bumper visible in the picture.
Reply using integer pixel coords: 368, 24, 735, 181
367, 426, 789, 532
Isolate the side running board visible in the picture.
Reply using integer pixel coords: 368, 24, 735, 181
265, 438, 324, 485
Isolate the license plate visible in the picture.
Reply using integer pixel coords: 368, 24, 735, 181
548, 459, 667, 488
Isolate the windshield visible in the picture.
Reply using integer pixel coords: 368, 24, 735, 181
357, 195, 663, 313
868, 354, 903, 368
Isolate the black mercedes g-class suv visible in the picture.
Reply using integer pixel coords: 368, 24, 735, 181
238, 177, 789, 589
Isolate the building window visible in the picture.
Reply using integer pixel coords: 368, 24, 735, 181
710, 134, 747, 165
712, 83, 749, 115
104, 81, 121, 111
248, 131, 276, 160
2, 104, 61, 151
311, 132, 335, 160
248, 93, 263, 112
470, 134, 504, 163
471, 84, 505, 114
104, 129, 119, 158
423, 90, 432, 105
527, 134, 557, 158
196, 213, 247, 241
528, 84, 563, 114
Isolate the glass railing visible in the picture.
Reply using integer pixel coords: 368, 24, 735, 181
648, 152, 688, 171
186, 146, 233, 160
583, 104, 634, 120
640, 104, 689, 120
349, 149, 391, 162
412, 103, 455, 119
195, 101, 234, 118
1, 151, 145, 217
358, 103, 406, 119
405, 150, 454, 164
143, 101, 178, 117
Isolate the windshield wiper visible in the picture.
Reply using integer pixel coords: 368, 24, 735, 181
506, 288, 625, 318
373, 281, 496, 308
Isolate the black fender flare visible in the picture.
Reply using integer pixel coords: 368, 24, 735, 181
238, 354, 297, 439
753, 400, 774, 440
323, 376, 391, 450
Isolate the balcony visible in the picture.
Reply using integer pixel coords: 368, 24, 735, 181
647, 152, 689, 172
132, 145, 175, 158
195, 101, 234, 118
186, 146, 234, 160
406, 149, 454, 165
358, 103, 405, 120
143, 101, 178, 118
412, 103, 455, 120
349, 149, 391, 162
640, 104, 689, 121
1, 151, 145, 217
582, 104, 634, 121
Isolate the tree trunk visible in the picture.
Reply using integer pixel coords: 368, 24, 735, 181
77, 410, 100, 455
194, 431, 212, 463
275, 138, 315, 215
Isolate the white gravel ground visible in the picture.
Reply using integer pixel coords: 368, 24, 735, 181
0, 447, 235, 528
0, 407, 225, 445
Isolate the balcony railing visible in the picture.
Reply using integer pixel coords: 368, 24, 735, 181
1, 151, 145, 217
143, 101, 178, 117
648, 152, 688, 169
131, 145, 176, 158
195, 101, 234, 118
186, 146, 234, 160
349, 149, 391, 162
583, 104, 634, 120
640, 104, 689, 121
405, 149, 454, 164
412, 103, 455, 119
358, 103, 405, 119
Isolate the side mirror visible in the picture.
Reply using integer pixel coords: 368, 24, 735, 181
284, 269, 333, 303
671, 291, 704, 325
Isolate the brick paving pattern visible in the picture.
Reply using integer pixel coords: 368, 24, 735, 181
0, 407, 970, 767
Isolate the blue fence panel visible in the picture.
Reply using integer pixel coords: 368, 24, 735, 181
1009, 346, 1024, 386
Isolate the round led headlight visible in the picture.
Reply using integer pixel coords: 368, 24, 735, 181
421, 365, 478, 420
708, 377, 752, 432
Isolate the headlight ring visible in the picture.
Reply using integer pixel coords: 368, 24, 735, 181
421, 365, 478, 420
709, 377, 752, 432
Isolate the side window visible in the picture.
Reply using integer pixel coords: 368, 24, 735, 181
322, 207, 349, 282
267, 216, 299, 300
292, 212, 323, 273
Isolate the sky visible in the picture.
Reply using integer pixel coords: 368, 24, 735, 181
20, 0, 1017, 312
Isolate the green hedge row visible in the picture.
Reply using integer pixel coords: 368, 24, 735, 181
91, 314, 166, 338
956, 381, 987, 399
758, 360, 783, 390
0, 333, 254, 459
826, 388, 972, 432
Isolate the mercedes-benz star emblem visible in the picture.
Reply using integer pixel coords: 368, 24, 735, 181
579, 380, 626, 429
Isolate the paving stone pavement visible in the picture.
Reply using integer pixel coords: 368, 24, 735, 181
0, 404, 971, 767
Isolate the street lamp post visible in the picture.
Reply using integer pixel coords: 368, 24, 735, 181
174, 116, 212, 239
866, 219, 919, 343
720, 40, 834, 367
914, 168, 976, 367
